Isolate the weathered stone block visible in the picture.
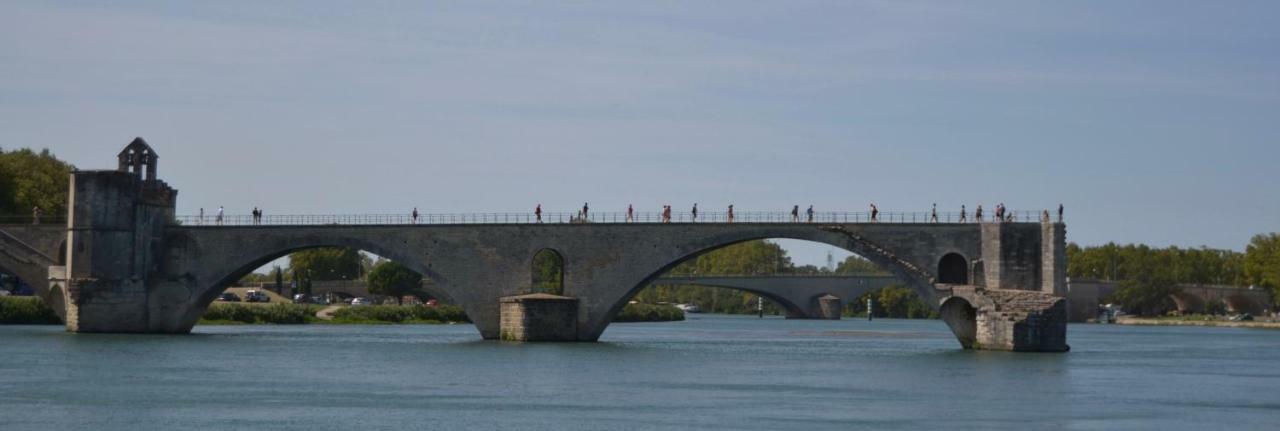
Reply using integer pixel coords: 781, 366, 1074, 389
816, 294, 842, 320
499, 293, 578, 342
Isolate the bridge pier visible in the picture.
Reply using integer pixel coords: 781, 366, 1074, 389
942, 288, 1069, 352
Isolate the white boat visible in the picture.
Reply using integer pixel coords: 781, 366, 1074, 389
675, 303, 702, 313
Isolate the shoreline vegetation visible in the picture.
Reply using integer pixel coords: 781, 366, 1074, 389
1116, 316, 1280, 330
0, 298, 684, 325
0, 297, 60, 324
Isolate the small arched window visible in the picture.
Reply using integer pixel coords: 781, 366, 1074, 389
531, 249, 564, 295
937, 253, 968, 284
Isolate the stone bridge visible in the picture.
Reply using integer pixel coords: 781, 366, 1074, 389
0, 138, 1072, 352
651, 274, 901, 319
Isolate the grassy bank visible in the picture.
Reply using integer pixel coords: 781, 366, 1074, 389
201, 303, 324, 324
613, 303, 685, 322
0, 296, 60, 324
329, 305, 470, 324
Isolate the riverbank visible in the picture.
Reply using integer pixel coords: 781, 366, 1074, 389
1, 299, 685, 325
1117, 316, 1280, 330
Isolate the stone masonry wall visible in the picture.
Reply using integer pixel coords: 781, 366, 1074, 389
499, 294, 578, 341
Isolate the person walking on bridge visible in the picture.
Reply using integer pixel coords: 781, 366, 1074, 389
930, 203, 938, 223
412, 207, 419, 224
216, 206, 224, 225
975, 205, 983, 222
582, 202, 589, 221
691, 203, 698, 223
960, 205, 967, 223
32, 206, 41, 225
727, 204, 735, 223
806, 205, 814, 223
662, 205, 671, 223
535, 204, 542, 223
1058, 203, 1064, 223
199, 208, 205, 225
252, 207, 260, 225
626, 204, 634, 223
870, 203, 879, 222
791, 205, 800, 223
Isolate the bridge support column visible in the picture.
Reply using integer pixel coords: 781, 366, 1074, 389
944, 288, 1069, 352
499, 294, 579, 341
816, 295, 842, 320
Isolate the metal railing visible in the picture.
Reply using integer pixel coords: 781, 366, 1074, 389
171, 210, 1053, 226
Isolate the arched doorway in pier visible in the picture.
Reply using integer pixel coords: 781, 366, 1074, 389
937, 253, 969, 284
531, 249, 565, 295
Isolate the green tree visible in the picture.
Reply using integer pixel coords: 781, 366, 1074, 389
0, 148, 74, 220
835, 256, 888, 275
1243, 233, 1280, 302
289, 248, 363, 281
366, 260, 423, 305
531, 249, 564, 295
851, 285, 934, 319
274, 267, 284, 293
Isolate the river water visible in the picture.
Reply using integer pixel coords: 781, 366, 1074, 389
1, 315, 1277, 430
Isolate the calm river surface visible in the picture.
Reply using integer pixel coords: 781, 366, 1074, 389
1, 315, 1278, 430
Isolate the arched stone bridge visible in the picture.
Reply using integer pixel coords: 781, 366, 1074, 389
3, 138, 1071, 352
651, 274, 901, 319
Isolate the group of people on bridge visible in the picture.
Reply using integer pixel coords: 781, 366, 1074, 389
519, 203, 1064, 224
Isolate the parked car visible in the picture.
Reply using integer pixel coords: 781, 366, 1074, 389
310, 296, 329, 305
217, 292, 241, 302
243, 290, 270, 303
292, 294, 310, 304
351, 297, 373, 306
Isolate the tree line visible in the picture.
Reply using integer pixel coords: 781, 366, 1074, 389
1067, 234, 1280, 315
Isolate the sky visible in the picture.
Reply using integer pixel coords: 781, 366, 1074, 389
2, 1, 1277, 267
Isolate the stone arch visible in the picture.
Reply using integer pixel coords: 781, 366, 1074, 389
1168, 291, 1205, 315
165, 235, 460, 333
937, 253, 968, 285
939, 296, 977, 349
1224, 294, 1265, 315
590, 229, 954, 339
531, 248, 564, 295
649, 278, 811, 318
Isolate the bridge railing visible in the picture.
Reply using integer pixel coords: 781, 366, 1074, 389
170, 210, 1051, 226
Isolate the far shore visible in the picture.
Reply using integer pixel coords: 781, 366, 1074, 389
1116, 317, 1280, 330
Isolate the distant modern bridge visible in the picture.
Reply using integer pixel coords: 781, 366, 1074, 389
0, 138, 1072, 351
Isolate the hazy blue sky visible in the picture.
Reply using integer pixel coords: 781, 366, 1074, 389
2, 1, 1277, 266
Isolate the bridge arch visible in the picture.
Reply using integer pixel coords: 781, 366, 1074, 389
937, 253, 968, 284
646, 277, 814, 318
1168, 291, 1205, 315
164, 231, 462, 332
1223, 294, 1265, 315
592, 228, 956, 338
939, 296, 977, 348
